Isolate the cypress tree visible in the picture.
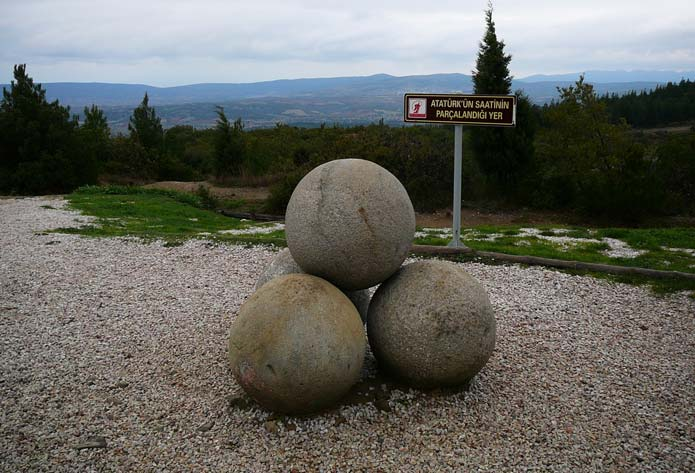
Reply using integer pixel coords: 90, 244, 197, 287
473, 4, 512, 95
471, 3, 535, 198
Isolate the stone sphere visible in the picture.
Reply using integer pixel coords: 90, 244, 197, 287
229, 274, 366, 414
254, 248, 303, 290
285, 159, 415, 290
345, 288, 371, 325
255, 248, 372, 323
367, 260, 496, 388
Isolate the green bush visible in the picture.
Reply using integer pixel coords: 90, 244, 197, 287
655, 132, 695, 212
533, 76, 666, 221
103, 136, 156, 180
265, 170, 305, 214
157, 153, 199, 181
195, 184, 220, 210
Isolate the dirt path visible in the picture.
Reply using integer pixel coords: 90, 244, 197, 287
142, 181, 694, 228
143, 181, 270, 202
416, 207, 572, 228
146, 181, 571, 227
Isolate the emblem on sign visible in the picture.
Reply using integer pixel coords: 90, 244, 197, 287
407, 98, 427, 119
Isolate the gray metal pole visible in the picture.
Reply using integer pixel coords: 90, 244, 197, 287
448, 125, 465, 248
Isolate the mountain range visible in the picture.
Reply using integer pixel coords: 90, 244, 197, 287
3, 70, 693, 131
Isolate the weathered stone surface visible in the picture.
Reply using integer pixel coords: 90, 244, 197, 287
345, 288, 371, 324
255, 248, 372, 323
254, 248, 303, 290
367, 260, 496, 388
229, 274, 366, 414
285, 159, 415, 290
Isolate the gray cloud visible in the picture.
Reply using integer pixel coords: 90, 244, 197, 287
1, 0, 694, 85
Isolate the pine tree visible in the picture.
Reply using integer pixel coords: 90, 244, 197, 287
82, 104, 109, 137
0, 64, 97, 193
214, 106, 244, 176
80, 104, 111, 166
470, 3, 534, 198
128, 92, 163, 152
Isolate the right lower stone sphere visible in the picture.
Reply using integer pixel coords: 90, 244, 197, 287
367, 260, 496, 388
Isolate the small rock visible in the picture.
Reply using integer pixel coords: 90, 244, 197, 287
227, 395, 253, 411
105, 396, 121, 406
197, 420, 215, 432
374, 398, 392, 412
74, 436, 107, 450
264, 420, 279, 434
334, 414, 347, 426
225, 439, 240, 449
115, 381, 129, 389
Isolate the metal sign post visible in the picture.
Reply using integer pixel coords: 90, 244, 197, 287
403, 93, 517, 248
449, 125, 464, 247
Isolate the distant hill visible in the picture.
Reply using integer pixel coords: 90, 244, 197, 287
521, 70, 695, 83
1, 71, 684, 131
90, 96, 408, 132
1, 74, 474, 107
515, 80, 663, 104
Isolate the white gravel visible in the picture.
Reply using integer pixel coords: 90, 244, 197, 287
516, 229, 648, 259
1, 197, 694, 472
663, 246, 695, 256
218, 222, 285, 236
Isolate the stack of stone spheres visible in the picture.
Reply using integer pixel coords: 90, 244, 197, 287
228, 159, 497, 414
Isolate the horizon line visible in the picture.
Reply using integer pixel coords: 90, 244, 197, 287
2, 69, 695, 89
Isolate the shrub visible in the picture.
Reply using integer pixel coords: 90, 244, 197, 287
195, 184, 220, 210
533, 76, 665, 221
655, 132, 695, 213
265, 170, 305, 214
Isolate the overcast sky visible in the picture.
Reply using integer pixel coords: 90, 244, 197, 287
2, 0, 694, 86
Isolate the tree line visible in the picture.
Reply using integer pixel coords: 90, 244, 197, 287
601, 79, 695, 128
1, 6, 693, 221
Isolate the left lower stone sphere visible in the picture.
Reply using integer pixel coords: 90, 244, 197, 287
228, 274, 366, 414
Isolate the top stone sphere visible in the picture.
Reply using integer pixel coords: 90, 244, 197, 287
286, 159, 415, 290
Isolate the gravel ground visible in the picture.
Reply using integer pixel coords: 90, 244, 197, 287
1, 197, 694, 472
